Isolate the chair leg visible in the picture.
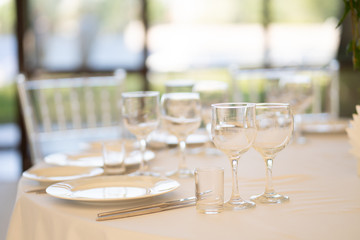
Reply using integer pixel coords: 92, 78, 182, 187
17, 95, 32, 172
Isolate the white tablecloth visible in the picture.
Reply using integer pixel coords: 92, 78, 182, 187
7, 134, 360, 240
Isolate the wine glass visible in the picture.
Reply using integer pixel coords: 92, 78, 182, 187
211, 103, 257, 210
193, 80, 229, 155
193, 80, 229, 134
161, 92, 201, 178
250, 103, 294, 204
121, 91, 160, 176
267, 74, 313, 144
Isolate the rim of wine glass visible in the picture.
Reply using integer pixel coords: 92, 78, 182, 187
211, 102, 255, 108
122, 91, 159, 98
255, 103, 291, 109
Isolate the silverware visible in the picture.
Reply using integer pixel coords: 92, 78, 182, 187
25, 188, 47, 194
96, 196, 196, 221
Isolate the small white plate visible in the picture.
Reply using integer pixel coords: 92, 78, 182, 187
302, 119, 349, 133
44, 150, 155, 167
46, 175, 180, 203
23, 166, 104, 183
166, 134, 209, 148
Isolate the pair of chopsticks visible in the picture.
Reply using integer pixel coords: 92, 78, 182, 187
96, 196, 196, 221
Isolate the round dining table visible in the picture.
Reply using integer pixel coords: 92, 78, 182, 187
6, 133, 360, 240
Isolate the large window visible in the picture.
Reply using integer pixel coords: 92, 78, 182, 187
19, 0, 341, 78
25, 0, 145, 72
147, 0, 263, 71
0, 0, 21, 178
0, 0, 17, 123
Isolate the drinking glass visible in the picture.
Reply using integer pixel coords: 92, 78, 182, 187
121, 91, 160, 176
211, 103, 257, 210
161, 92, 201, 178
267, 74, 313, 144
193, 80, 229, 134
193, 81, 229, 155
195, 167, 224, 214
102, 141, 126, 175
250, 103, 294, 204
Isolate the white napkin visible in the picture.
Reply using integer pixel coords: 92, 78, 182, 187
347, 105, 360, 176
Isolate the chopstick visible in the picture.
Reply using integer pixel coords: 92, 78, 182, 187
96, 196, 196, 221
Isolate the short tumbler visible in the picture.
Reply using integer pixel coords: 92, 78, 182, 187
195, 167, 224, 214
102, 141, 126, 175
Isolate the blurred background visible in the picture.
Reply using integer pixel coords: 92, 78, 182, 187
0, 0, 359, 180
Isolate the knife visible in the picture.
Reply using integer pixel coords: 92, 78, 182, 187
96, 196, 196, 221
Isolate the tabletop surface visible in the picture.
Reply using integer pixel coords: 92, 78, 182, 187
7, 133, 360, 240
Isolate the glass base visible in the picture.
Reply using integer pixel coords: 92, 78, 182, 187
167, 168, 193, 178
250, 192, 289, 204
224, 199, 256, 210
197, 206, 223, 214
295, 136, 307, 145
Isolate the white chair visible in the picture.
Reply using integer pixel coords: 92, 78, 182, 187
229, 60, 340, 118
17, 69, 127, 165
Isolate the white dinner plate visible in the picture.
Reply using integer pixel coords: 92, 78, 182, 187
44, 150, 155, 167
46, 175, 180, 203
302, 120, 349, 133
23, 166, 104, 183
147, 129, 210, 149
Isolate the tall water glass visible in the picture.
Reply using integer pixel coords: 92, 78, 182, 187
250, 103, 293, 204
211, 103, 257, 210
161, 92, 201, 178
122, 91, 160, 176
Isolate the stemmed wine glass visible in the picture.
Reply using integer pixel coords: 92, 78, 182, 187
250, 103, 294, 204
211, 103, 257, 210
161, 92, 201, 178
193, 81, 229, 155
193, 80, 229, 134
121, 91, 160, 176
267, 74, 312, 144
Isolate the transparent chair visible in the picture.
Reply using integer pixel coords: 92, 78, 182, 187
17, 69, 127, 165
229, 60, 341, 142
229, 60, 340, 118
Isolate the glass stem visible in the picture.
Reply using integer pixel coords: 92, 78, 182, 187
178, 140, 187, 172
264, 157, 275, 195
230, 157, 241, 201
139, 138, 147, 172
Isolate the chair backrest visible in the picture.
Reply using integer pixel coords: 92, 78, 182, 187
17, 69, 127, 164
229, 60, 340, 118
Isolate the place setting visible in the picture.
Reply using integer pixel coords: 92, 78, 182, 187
42, 141, 155, 168
94, 101, 295, 220
21, 91, 192, 210
5, 2, 360, 238
21, 87, 296, 222
10, 73, 360, 239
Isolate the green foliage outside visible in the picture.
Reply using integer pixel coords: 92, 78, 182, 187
337, 0, 360, 70
0, 83, 17, 123
339, 68, 360, 117
0, 0, 15, 33
271, 0, 340, 23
